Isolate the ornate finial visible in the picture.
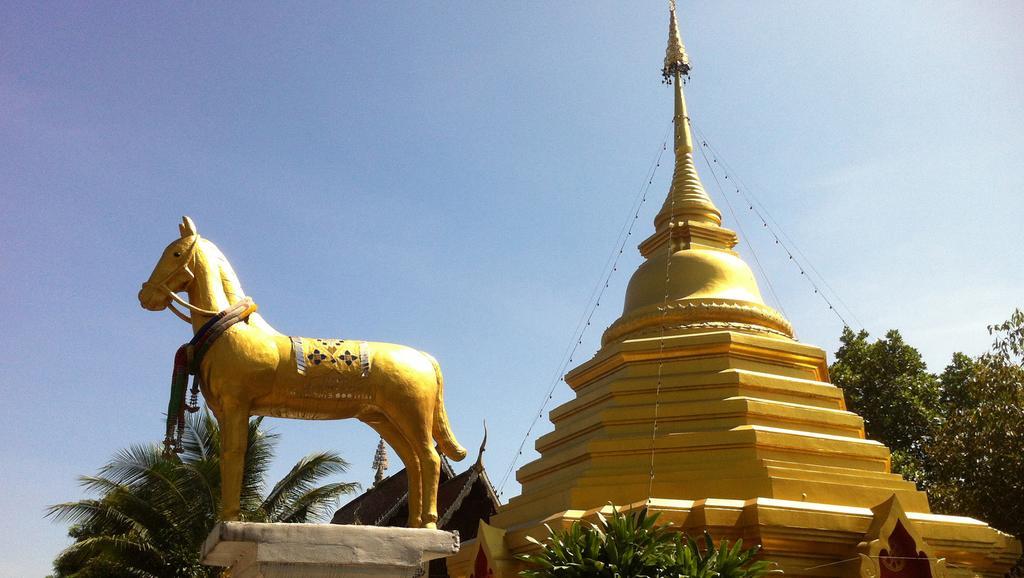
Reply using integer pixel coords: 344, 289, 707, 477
473, 422, 488, 470
372, 437, 389, 486
663, 0, 691, 83
650, 0, 721, 231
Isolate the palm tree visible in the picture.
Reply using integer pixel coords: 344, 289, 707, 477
47, 410, 359, 577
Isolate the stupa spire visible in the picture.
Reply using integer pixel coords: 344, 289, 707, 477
600, 1, 793, 344
372, 437, 389, 486
654, 0, 721, 231
663, 0, 691, 79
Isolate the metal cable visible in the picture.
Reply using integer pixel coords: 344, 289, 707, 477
496, 124, 673, 498
646, 139, 677, 499
696, 134, 791, 321
691, 123, 858, 328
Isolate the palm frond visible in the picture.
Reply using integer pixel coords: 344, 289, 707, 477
97, 444, 172, 486
94, 443, 195, 517
49, 412, 356, 576
241, 417, 278, 508
271, 481, 360, 523
260, 451, 352, 520
53, 533, 163, 577
172, 459, 220, 533
46, 489, 165, 542
179, 409, 218, 464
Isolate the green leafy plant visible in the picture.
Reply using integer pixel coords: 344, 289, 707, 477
47, 410, 359, 577
518, 506, 778, 578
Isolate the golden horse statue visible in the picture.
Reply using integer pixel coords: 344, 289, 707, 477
138, 216, 466, 528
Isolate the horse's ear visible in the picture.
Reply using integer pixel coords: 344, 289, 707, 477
180, 216, 198, 238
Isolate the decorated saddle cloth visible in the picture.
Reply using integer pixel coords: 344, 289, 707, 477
288, 337, 373, 400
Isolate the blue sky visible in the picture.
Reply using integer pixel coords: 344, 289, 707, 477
2, 1, 1022, 575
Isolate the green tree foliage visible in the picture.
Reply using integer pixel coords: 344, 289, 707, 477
925, 310, 1024, 540
829, 328, 941, 481
518, 507, 779, 578
47, 410, 359, 578
829, 311, 1024, 574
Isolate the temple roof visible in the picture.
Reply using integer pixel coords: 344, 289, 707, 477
331, 453, 500, 541
331, 458, 455, 527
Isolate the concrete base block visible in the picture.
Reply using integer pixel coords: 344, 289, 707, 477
201, 522, 460, 578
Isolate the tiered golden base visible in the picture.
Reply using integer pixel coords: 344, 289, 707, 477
449, 498, 1019, 578
448, 331, 1019, 577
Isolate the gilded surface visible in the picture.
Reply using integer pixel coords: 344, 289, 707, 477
139, 217, 466, 528
288, 338, 372, 400
606, 1, 788, 343
453, 4, 1023, 577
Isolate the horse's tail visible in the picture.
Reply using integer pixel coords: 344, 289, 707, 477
424, 353, 467, 461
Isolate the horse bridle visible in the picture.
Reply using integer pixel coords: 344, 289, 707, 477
142, 234, 222, 324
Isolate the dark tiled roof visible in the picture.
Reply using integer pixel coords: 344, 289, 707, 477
331, 457, 455, 526
435, 463, 500, 540
331, 455, 499, 541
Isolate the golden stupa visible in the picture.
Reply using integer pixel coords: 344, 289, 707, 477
448, 4, 1020, 577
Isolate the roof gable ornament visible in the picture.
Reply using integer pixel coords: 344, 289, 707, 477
854, 495, 947, 578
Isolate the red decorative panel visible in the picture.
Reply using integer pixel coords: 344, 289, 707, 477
471, 548, 493, 578
879, 521, 932, 578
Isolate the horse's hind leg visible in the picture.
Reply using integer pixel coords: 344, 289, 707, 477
396, 418, 441, 529
414, 443, 441, 529
369, 419, 422, 528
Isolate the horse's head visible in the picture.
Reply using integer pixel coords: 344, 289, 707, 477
138, 216, 202, 312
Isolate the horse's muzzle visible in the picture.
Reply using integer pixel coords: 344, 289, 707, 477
139, 283, 170, 311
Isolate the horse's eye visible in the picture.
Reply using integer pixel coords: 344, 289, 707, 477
173, 252, 182, 258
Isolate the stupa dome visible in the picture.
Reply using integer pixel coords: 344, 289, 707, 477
604, 244, 792, 344
623, 247, 763, 311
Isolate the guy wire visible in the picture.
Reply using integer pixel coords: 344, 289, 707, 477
691, 123, 859, 329
698, 130, 856, 323
696, 135, 790, 321
646, 121, 678, 499
496, 123, 672, 498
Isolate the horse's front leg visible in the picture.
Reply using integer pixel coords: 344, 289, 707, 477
214, 400, 251, 521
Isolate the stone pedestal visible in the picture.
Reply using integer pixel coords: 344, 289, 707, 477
201, 522, 460, 578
